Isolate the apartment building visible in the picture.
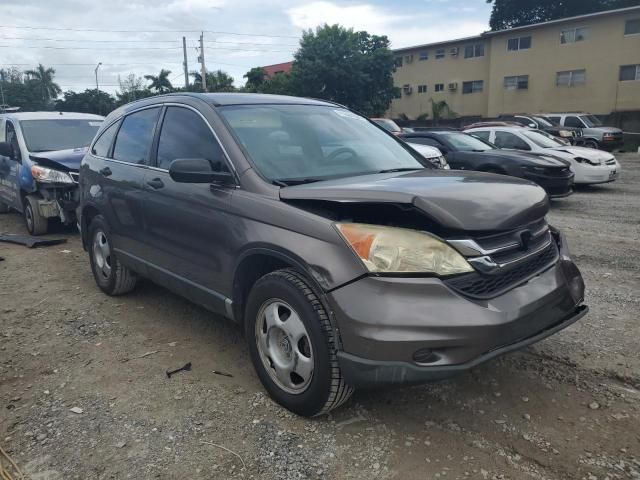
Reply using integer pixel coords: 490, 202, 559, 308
389, 6, 640, 119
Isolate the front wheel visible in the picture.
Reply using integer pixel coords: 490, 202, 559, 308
24, 195, 48, 235
245, 269, 353, 416
583, 139, 599, 149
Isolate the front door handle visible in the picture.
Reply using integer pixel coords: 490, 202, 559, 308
99, 167, 112, 177
147, 178, 164, 189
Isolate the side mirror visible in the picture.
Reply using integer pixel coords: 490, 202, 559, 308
0, 141, 13, 158
168, 158, 234, 185
528, 123, 537, 128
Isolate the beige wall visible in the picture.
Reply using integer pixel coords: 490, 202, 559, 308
389, 39, 491, 119
389, 8, 640, 119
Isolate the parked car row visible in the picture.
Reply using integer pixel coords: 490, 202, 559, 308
0, 95, 591, 418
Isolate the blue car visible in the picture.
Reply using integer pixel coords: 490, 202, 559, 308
0, 112, 103, 234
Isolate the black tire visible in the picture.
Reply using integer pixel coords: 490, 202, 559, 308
24, 195, 48, 235
584, 139, 599, 149
88, 214, 138, 296
245, 269, 353, 417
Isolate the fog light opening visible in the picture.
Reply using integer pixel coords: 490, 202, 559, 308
413, 348, 439, 364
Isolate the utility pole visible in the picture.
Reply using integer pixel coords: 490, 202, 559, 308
94, 62, 102, 91
198, 32, 207, 92
182, 36, 189, 89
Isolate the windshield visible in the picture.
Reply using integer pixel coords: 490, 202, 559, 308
20, 119, 102, 152
532, 116, 553, 127
580, 115, 603, 127
521, 129, 565, 148
441, 132, 494, 151
219, 105, 425, 183
373, 118, 402, 133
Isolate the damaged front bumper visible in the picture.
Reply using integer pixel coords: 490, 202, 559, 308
328, 232, 586, 388
35, 182, 79, 224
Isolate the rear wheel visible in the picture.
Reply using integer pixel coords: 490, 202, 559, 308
245, 269, 353, 416
24, 195, 48, 235
88, 214, 138, 296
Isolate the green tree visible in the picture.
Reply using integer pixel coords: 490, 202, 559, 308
116, 74, 154, 106
190, 70, 235, 92
55, 89, 116, 116
144, 69, 173, 93
243, 67, 266, 91
289, 24, 396, 116
486, 0, 639, 30
429, 99, 456, 126
1, 68, 47, 111
23, 64, 61, 103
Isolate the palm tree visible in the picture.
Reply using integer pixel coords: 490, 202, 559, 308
190, 70, 235, 92
24, 64, 61, 102
144, 69, 173, 93
429, 99, 457, 126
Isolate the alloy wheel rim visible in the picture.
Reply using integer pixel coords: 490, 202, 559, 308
92, 230, 112, 279
25, 206, 33, 231
255, 299, 314, 394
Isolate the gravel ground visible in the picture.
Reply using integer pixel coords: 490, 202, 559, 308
1, 153, 639, 480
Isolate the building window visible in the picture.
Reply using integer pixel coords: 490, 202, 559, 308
434, 83, 444, 92
394, 57, 403, 68
560, 27, 588, 44
417, 85, 427, 93
435, 48, 445, 59
625, 18, 640, 35
464, 43, 485, 58
462, 80, 484, 94
507, 36, 532, 51
556, 69, 586, 87
620, 64, 640, 81
504, 75, 529, 90
419, 50, 428, 60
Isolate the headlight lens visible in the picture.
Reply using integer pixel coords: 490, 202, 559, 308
31, 165, 74, 184
559, 130, 572, 138
336, 223, 473, 275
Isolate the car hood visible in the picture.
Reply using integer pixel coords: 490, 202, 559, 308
407, 143, 442, 159
546, 146, 614, 162
473, 149, 570, 167
29, 147, 88, 172
280, 170, 549, 232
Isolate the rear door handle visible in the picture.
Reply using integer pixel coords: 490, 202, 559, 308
99, 167, 112, 177
146, 178, 164, 189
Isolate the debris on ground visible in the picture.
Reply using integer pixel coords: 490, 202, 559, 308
0, 233, 67, 248
166, 362, 192, 378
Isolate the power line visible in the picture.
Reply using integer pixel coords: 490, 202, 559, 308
0, 24, 299, 38
0, 35, 298, 47
0, 44, 293, 52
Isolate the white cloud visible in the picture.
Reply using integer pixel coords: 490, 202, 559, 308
165, 0, 226, 13
286, 1, 488, 50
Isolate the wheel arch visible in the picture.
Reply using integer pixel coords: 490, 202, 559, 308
80, 203, 102, 251
231, 246, 337, 332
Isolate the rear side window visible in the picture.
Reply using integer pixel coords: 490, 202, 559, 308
112, 107, 160, 165
564, 116, 584, 128
494, 131, 530, 150
91, 121, 119, 157
156, 107, 228, 171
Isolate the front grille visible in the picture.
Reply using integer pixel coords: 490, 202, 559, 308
445, 242, 559, 299
472, 218, 547, 252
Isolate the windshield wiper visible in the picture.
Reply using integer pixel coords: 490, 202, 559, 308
376, 167, 423, 174
273, 177, 325, 186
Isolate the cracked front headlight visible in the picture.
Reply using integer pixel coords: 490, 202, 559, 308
336, 223, 473, 275
558, 130, 573, 138
31, 165, 74, 184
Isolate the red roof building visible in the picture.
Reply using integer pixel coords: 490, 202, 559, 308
262, 61, 293, 79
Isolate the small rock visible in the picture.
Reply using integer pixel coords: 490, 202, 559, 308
589, 402, 600, 410
36, 433, 47, 441
372, 463, 380, 470
521, 396, 529, 402
168, 342, 177, 347
523, 413, 531, 421
69, 406, 83, 414
115, 441, 127, 448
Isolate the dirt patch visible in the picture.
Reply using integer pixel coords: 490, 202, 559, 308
1, 154, 639, 479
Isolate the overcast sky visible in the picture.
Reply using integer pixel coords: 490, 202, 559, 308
1, 0, 492, 95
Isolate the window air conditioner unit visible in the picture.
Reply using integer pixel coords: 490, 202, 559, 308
448, 82, 458, 91
403, 84, 413, 94
405, 54, 414, 63
450, 47, 459, 56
